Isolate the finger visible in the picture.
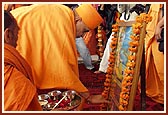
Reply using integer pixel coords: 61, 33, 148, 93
158, 34, 161, 39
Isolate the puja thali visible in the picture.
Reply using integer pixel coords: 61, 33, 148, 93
38, 90, 81, 111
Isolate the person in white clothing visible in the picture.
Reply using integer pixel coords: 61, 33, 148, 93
76, 37, 95, 70
94, 4, 145, 73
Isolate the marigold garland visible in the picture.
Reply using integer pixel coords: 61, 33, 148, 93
100, 20, 120, 111
118, 13, 152, 111
100, 13, 152, 111
96, 25, 106, 59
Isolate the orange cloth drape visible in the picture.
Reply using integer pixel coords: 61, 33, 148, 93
145, 4, 164, 104
11, 4, 88, 93
4, 4, 31, 11
83, 30, 98, 55
4, 44, 42, 111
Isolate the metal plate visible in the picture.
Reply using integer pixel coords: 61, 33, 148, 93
38, 90, 81, 111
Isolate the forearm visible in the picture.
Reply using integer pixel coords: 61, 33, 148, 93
157, 17, 164, 28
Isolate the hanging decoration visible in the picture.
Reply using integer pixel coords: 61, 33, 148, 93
96, 25, 106, 60
100, 19, 120, 111
100, 13, 152, 111
118, 13, 152, 111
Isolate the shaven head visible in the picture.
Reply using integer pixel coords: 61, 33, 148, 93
4, 10, 19, 48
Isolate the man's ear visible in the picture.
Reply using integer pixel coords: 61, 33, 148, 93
4, 28, 12, 43
75, 15, 82, 24
74, 10, 82, 23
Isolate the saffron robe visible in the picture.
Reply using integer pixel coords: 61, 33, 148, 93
11, 4, 88, 92
4, 44, 42, 111
83, 30, 97, 55
145, 4, 164, 104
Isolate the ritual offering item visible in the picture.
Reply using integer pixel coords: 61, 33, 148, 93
38, 90, 81, 111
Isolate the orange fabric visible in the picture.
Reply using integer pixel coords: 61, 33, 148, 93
83, 30, 98, 55
11, 4, 88, 93
4, 4, 30, 11
4, 44, 42, 111
145, 4, 164, 104
76, 4, 103, 30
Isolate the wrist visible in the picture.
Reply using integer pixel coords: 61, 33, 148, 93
86, 95, 92, 104
79, 92, 91, 100
78, 92, 92, 104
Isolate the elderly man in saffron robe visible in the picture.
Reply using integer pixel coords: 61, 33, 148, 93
4, 11, 42, 111
10, 4, 109, 109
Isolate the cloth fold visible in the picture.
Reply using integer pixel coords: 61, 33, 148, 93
145, 4, 164, 104
4, 44, 42, 111
11, 4, 88, 93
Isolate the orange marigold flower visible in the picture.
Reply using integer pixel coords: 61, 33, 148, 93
111, 40, 117, 45
112, 28, 119, 32
107, 66, 113, 71
105, 74, 112, 78
125, 82, 132, 86
109, 54, 115, 59
104, 82, 111, 87
136, 16, 143, 23
122, 81, 127, 87
133, 28, 140, 34
97, 42, 103, 46
98, 47, 104, 52
124, 68, 134, 75
112, 37, 118, 41
110, 45, 117, 50
129, 41, 139, 47
99, 52, 104, 57
123, 76, 133, 82
105, 78, 111, 83
104, 86, 110, 91
121, 100, 128, 106
130, 35, 140, 41
101, 92, 108, 99
97, 33, 103, 38
132, 23, 142, 29
128, 47, 138, 52
108, 63, 115, 67
118, 105, 125, 111
126, 62, 136, 68
112, 33, 118, 38
128, 55, 136, 61
112, 24, 119, 28
108, 58, 115, 63
122, 87, 130, 93
110, 51, 115, 55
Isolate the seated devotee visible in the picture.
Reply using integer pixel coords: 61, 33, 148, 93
10, 4, 109, 110
4, 10, 42, 111
94, 4, 144, 74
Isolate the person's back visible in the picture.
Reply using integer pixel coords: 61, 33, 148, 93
10, 4, 111, 109
10, 4, 88, 92
4, 10, 42, 111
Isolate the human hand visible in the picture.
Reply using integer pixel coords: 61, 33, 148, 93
155, 24, 163, 40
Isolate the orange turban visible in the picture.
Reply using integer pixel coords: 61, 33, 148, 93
76, 4, 103, 30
